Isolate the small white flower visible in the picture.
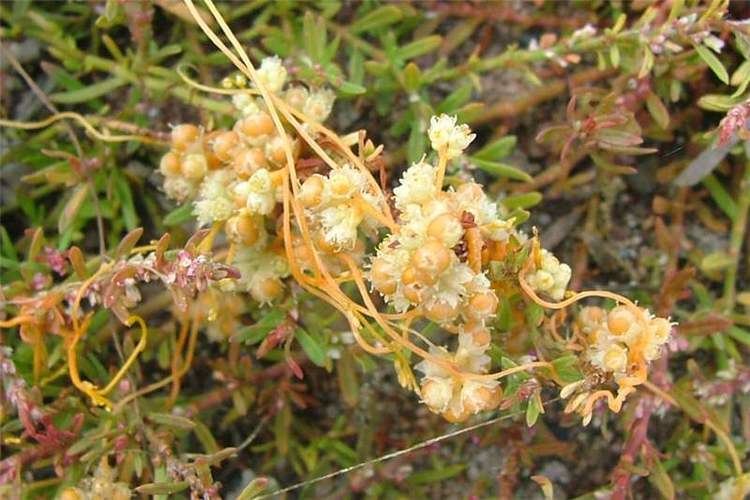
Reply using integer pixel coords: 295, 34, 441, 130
303, 88, 336, 122
244, 168, 277, 215
319, 204, 363, 249
527, 249, 571, 301
256, 56, 287, 93
193, 169, 236, 226
428, 114, 475, 159
163, 176, 197, 202
393, 161, 438, 208
232, 93, 260, 117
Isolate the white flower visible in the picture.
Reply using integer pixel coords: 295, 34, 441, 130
232, 93, 261, 117
393, 161, 438, 208
319, 204, 363, 249
243, 168, 277, 215
527, 249, 571, 301
428, 114, 475, 159
163, 176, 197, 202
256, 56, 287, 93
303, 88, 336, 122
193, 169, 236, 226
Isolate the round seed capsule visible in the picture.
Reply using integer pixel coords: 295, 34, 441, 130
159, 151, 182, 176
369, 258, 397, 295
607, 306, 635, 336
427, 213, 464, 248
171, 124, 199, 150
299, 175, 324, 207
425, 300, 459, 323
233, 147, 267, 178
466, 291, 499, 321
211, 130, 239, 163
225, 214, 258, 246
420, 378, 453, 413
181, 154, 208, 180
462, 383, 502, 414
411, 240, 451, 277
403, 283, 423, 303
237, 112, 275, 138
463, 322, 492, 346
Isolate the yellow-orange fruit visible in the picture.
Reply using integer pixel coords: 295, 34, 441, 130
225, 214, 259, 246
403, 283, 423, 303
370, 258, 397, 295
427, 213, 463, 247
425, 300, 459, 323
411, 240, 451, 277
233, 147, 267, 178
171, 124, 199, 150
237, 112, 275, 138
159, 151, 182, 176
181, 153, 208, 180
463, 384, 502, 414
299, 175, 324, 207
211, 130, 239, 162
466, 291, 499, 321
463, 322, 492, 346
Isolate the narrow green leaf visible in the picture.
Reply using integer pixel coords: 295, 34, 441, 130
50, 76, 128, 104
502, 192, 543, 210
695, 43, 729, 84
350, 5, 403, 34
473, 136, 517, 161
436, 82, 473, 114
163, 203, 194, 226
295, 328, 327, 367
148, 412, 196, 430
646, 92, 670, 129
236, 478, 269, 500
135, 482, 190, 495
338, 81, 366, 95
397, 35, 442, 60
58, 184, 89, 234
472, 158, 532, 182
702, 174, 738, 220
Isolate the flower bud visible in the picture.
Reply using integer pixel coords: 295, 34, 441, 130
300, 175, 324, 207
370, 258, 397, 295
466, 291, 499, 321
211, 130, 239, 162
233, 147, 267, 178
159, 151, 182, 176
420, 378, 453, 413
181, 153, 208, 180
237, 112, 275, 139
171, 124, 199, 150
427, 213, 464, 248
411, 239, 451, 277
425, 300, 460, 323
225, 214, 259, 246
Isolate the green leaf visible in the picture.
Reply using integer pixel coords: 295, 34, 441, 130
436, 82, 473, 113
407, 464, 466, 485
163, 203, 194, 226
402, 62, 422, 92
113, 173, 138, 230
526, 393, 542, 427
135, 482, 190, 495
234, 309, 286, 345
648, 455, 675, 500
338, 80, 366, 95
147, 412, 196, 430
700, 251, 734, 272
472, 158, 532, 182
551, 355, 584, 384
350, 5, 403, 34
193, 420, 220, 454
702, 174, 738, 220
236, 478, 269, 500
695, 43, 729, 84
58, 184, 89, 234
646, 92, 670, 129
407, 119, 426, 164
502, 192, 542, 210
396, 35, 442, 61
473, 136, 517, 161
727, 326, 750, 347
295, 328, 327, 367
303, 11, 326, 62
50, 76, 129, 104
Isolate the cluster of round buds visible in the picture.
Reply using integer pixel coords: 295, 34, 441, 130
369, 158, 512, 328
416, 332, 502, 422
560, 304, 673, 424
299, 165, 382, 251
428, 114, 476, 160
159, 124, 212, 202
525, 249, 571, 301
156, 55, 337, 305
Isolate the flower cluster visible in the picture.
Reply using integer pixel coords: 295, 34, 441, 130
560, 304, 673, 424
416, 332, 501, 422
525, 249, 572, 301
158, 56, 337, 302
